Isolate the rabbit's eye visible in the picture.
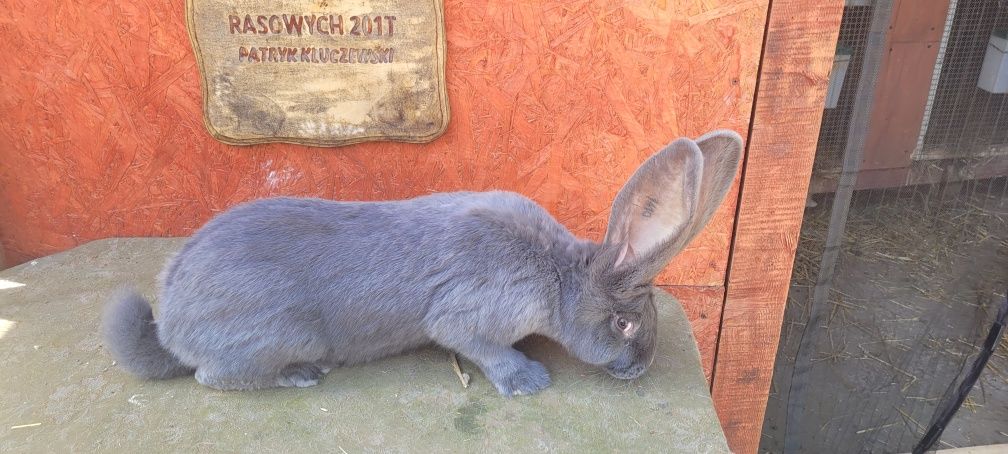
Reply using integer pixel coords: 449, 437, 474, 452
612, 314, 638, 336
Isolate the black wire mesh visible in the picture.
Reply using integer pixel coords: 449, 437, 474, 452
814, 5, 875, 175
762, 1, 1008, 452
921, 0, 1008, 159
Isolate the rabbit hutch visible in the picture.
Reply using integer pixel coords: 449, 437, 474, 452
0, 0, 847, 453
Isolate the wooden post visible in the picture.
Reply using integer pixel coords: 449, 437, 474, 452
858, 0, 952, 190
710, 1, 844, 453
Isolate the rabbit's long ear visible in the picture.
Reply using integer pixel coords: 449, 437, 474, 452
603, 130, 743, 280
603, 138, 702, 272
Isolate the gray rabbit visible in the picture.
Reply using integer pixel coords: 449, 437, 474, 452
102, 130, 742, 396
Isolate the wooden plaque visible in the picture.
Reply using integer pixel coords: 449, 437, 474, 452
186, 0, 449, 146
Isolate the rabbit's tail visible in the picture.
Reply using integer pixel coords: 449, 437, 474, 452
101, 288, 193, 379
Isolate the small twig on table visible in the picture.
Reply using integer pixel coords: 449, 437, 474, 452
451, 353, 470, 388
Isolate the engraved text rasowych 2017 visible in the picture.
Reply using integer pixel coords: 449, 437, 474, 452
226, 14, 399, 64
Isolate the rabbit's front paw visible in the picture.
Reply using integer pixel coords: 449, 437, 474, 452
491, 359, 551, 397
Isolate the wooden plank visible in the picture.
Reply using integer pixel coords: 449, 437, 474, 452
918, 142, 1008, 161
710, 1, 844, 453
886, 0, 950, 43
861, 0, 949, 173
930, 444, 1008, 454
660, 285, 724, 384
809, 150, 1008, 193
810, 167, 909, 193
907, 154, 1008, 185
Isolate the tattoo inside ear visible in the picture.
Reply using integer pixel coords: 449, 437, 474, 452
641, 196, 658, 218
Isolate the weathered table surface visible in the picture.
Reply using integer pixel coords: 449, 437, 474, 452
0, 238, 727, 453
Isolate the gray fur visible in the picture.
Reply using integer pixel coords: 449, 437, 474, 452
102, 288, 194, 379
101, 130, 743, 396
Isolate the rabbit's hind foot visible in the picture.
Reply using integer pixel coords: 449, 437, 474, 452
276, 362, 328, 388
194, 362, 328, 390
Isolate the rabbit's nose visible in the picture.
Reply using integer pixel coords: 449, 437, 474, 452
605, 363, 646, 380
604, 351, 647, 380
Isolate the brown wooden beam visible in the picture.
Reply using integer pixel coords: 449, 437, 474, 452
862, 0, 951, 174
710, 1, 844, 452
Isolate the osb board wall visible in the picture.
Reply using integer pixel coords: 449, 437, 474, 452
0, 0, 767, 288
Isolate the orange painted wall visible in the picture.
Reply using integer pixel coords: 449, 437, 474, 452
0, 0, 767, 289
